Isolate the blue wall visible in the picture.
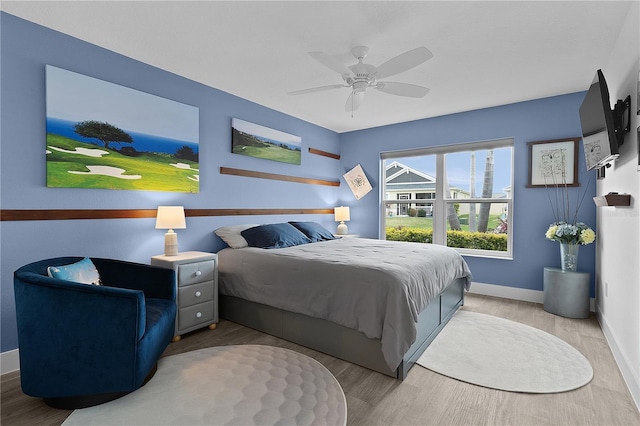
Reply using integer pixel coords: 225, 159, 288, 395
1, 12, 597, 355
0, 13, 342, 352
339, 94, 596, 295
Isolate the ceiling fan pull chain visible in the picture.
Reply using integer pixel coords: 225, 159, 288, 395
351, 91, 355, 118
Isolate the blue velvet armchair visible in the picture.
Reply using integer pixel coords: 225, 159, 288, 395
14, 257, 177, 409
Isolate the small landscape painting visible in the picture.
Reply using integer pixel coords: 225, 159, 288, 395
232, 118, 301, 165
46, 65, 199, 192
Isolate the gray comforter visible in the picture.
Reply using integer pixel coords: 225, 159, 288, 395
217, 238, 472, 370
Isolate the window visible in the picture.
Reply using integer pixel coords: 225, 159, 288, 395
381, 138, 514, 258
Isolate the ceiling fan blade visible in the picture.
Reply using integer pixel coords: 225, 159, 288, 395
345, 91, 365, 113
287, 84, 346, 96
374, 47, 433, 80
308, 51, 353, 76
375, 82, 430, 98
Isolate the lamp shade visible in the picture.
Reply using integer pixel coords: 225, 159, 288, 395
155, 206, 186, 230
334, 206, 350, 222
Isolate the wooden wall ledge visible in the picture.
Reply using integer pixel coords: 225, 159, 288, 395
308, 147, 340, 160
220, 167, 340, 187
1, 208, 334, 221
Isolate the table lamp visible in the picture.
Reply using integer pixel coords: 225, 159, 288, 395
334, 206, 350, 235
155, 206, 186, 256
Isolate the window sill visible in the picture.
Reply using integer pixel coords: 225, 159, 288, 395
456, 248, 513, 260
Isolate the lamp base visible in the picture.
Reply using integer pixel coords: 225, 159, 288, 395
164, 231, 178, 256
336, 222, 348, 235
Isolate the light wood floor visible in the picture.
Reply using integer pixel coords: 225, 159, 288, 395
2, 293, 639, 425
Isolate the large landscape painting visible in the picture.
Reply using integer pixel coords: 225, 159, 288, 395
46, 65, 199, 192
232, 118, 301, 165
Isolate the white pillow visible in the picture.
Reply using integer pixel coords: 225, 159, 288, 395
214, 224, 258, 248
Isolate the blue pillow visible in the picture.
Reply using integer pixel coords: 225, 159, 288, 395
241, 223, 312, 249
289, 221, 336, 243
47, 257, 103, 285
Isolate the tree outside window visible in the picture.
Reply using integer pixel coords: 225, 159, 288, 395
381, 139, 513, 258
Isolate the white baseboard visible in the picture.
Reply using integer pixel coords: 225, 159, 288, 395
1, 349, 20, 375
468, 281, 544, 304
468, 281, 595, 312
597, 306, 640, 412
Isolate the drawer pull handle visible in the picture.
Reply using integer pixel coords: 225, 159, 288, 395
196, 312, 202, 318
195, 270, 202, 277
195, 291, 202, 298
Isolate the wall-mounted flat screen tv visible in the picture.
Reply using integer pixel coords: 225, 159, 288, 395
579, 69, 619, 171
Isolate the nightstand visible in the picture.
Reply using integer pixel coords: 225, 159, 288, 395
334, 234, 360, 238
151, 251, 218, 341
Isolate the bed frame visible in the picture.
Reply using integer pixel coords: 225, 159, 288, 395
220, 277, 465, 380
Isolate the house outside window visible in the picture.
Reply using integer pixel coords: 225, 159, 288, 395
381, 138, 514, 259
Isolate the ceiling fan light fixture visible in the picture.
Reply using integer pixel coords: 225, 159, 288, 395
291, 45, 433, 113
353, 81, 368, 93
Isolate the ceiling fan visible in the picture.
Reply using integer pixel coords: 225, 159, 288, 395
288, 46, 433, 113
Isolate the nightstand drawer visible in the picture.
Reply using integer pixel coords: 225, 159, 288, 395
177, 260, 215, 286
178, 302, 214, 330
178, 281, 215, 308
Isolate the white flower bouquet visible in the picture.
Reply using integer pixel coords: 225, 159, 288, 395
545, 221, 595, 245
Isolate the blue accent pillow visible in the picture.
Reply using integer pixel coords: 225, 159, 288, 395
47, 257, 103, 286
289, 221, 336, 243
241, 223, 312, 249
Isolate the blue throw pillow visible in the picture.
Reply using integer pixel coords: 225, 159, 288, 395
289, 221, 336, 243
241, 223, 312, 249
47, 257, 103, 286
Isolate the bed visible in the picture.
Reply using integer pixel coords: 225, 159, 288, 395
215, 222, 472, 380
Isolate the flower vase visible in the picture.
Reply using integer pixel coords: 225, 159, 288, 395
560, 243, 579, 272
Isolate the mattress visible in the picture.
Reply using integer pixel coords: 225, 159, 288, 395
217, 237, 472, 369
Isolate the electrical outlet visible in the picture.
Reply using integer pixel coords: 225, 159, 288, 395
605, 282, 609, 297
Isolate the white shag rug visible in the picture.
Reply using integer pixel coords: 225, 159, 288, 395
63, 345, 347, 426
416, 310, 593, 393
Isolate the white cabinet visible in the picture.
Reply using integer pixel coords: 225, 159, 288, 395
151, 251, 218, 341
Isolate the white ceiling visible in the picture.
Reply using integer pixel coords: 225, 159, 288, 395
1, 1, 633, 133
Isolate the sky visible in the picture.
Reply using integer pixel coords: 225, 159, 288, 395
390, 146, 512, 196
45, 65, 199, 143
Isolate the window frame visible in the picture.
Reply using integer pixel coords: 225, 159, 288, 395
380, 138, 514, 259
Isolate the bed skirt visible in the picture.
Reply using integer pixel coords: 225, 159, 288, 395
219, 277, 465, 380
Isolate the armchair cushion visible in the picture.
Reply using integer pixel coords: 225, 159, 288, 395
47, 257, 102, 285
92, 258, 176, 300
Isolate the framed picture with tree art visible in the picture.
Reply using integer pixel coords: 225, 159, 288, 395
46, 65, 200, 193
527, 137, 580, 188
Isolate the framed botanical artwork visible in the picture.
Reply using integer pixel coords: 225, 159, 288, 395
527, 137, 580, 188
343, 164, 373, 200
